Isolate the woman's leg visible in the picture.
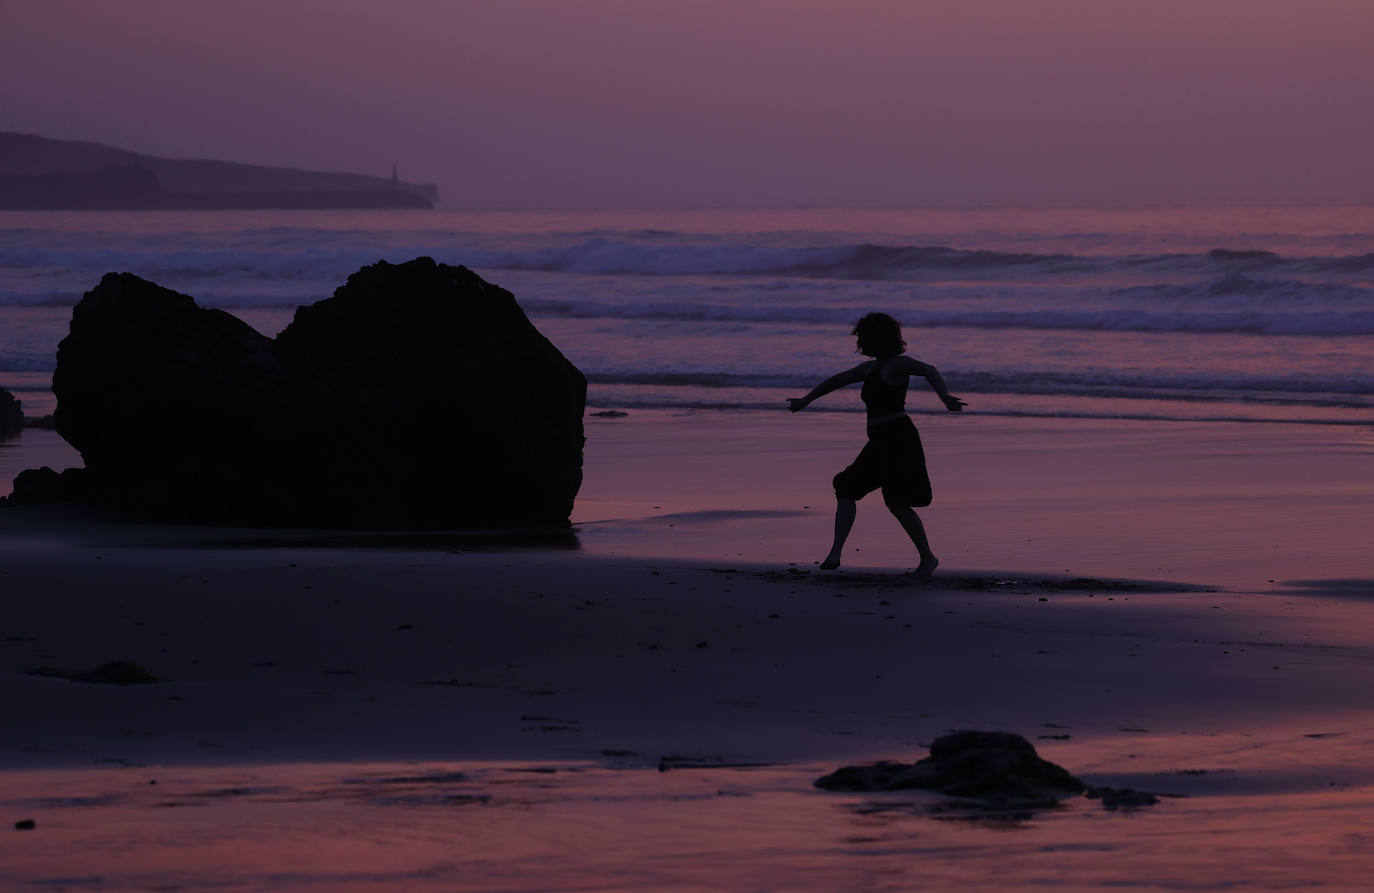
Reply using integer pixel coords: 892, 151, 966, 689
821, 497, 857, 569
884, 496, 938, 576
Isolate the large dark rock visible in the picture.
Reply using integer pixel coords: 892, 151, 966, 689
40, 258, 585, 527
0, 387, 23, 437
274, 258, 585, 527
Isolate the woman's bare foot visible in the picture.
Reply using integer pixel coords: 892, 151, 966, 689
913, 556, 939, 577
819, 557, 840, 570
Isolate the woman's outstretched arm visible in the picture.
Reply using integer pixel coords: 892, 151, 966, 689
787, 362, 870, 412
888, 357, 966, 411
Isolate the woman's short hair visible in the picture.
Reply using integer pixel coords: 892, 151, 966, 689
852, 312, 906, 357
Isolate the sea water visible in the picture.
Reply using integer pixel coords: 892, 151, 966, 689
2, 205, 1371, 439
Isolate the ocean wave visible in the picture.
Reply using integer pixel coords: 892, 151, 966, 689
1206, 248, 1280, 262
583, 369, 1374, 401
522, 295, 1374, 336
6, 236, 1373, 288
946, 370, 1374, 401
1112, 273, 1372, 304
0, 353, 55, 373
0, 244, 416, 286
0, 291, 88, 308
470, 240, 1374, 279
4, 276, 1370, 337
461, 239, 1097, 278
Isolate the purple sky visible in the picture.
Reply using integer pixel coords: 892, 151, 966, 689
4, 0, 1373, 209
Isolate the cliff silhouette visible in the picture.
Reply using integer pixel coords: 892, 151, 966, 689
0, 132, 437, 210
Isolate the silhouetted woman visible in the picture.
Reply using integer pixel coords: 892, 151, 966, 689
788, 313, 965, 575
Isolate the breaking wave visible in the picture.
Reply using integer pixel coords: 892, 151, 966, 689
3, 236, 1373, 291
464, 240, 1374, 280
519, 287, 1374, 336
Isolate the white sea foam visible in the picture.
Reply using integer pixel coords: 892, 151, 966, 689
0, 353, 53, 373
4, 237, 1374, 286
4, 279, 1371, 339
517, 296, 1374, 336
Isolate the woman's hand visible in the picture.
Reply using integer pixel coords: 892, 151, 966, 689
943, 395, 967, 412
787, 398, 809, 413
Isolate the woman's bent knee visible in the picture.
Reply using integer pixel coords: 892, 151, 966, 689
833, 473, 862, 501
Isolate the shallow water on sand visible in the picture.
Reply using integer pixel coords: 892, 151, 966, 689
4, 748, 1374, 892
573, 411, 1374, 589
0, 427, 80, 496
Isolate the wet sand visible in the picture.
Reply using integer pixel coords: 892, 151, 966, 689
2, 411, 1373, 889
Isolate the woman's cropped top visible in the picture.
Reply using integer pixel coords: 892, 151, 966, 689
860, 356, 907, 418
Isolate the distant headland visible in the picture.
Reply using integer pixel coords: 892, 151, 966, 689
0, 132, 437, 210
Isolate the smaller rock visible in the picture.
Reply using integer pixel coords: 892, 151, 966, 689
815, 729, 1089, 819
1, 466, 90, 507
15, 819, 36, 830
1086, 786, 1161, 809
814, 760, 915, 792
28, 661, 158, 685
0, 388, 23, 437
80, 661, 158, 684
816, 731, 1085, 800
817, 731, 1168, 813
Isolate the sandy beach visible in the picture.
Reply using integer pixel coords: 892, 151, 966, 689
2, 410, 1373, 889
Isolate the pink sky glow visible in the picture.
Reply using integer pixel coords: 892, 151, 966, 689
4, 0, 1373, 209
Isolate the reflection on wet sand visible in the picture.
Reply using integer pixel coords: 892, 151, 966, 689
4, 753, 1374, 891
